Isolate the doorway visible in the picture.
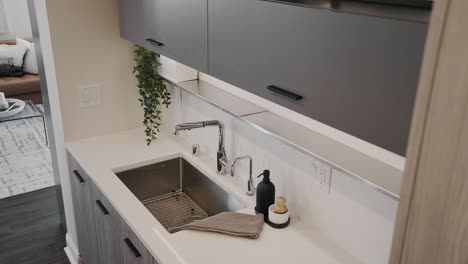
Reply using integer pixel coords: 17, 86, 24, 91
0, 0, 54, 199
0, 0, 68, 251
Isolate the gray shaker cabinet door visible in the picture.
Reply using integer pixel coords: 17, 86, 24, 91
208, 0, 427, 155
90, 182, 120, 264
143, 0, 208, 72
68, 153, 100, 264
117, 0, 145, 45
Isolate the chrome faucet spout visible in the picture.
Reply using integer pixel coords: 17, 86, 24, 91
173, 120, 227, 174
173, 122, 206, 135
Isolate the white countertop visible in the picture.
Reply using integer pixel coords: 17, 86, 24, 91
67, 128, 363, 264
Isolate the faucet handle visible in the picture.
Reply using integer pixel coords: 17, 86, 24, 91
247, 179, 256, 196
230, 158, 242, 177
229, 161, 236, 177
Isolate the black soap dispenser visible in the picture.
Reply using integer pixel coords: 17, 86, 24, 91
255, 170, 275, 221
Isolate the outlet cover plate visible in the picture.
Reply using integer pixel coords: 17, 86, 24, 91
315, 160, 331, 193
79, 84, 102, 108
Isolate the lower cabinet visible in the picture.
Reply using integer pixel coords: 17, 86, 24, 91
69, 155, 100, 264
68, 152, 158, 264
91, 182, 120, 264
118, 217, 155, 264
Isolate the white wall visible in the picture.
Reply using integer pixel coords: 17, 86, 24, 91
45, 0, 142, 253
0, 2, 8, 33
47, 0, 141, 142
165, 83, 398, 264
0, 0, 33, 39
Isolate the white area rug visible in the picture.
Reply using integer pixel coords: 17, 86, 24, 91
0, 106, 54, 199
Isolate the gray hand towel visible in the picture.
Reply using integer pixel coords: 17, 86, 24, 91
168, 212, 264, 239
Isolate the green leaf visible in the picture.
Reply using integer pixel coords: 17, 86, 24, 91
133, 45, 171, 145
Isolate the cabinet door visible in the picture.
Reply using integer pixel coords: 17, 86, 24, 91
90, 182, 120, 264
68, 153, 100, 264
143, 0, 208, 72
118, 215, 154, 264
209, 0, 427, 155
117, 0, 145, 45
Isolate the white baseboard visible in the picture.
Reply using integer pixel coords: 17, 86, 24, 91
64, 233, 80, 264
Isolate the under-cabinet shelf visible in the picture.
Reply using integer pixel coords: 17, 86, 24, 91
171, 79, 403, 200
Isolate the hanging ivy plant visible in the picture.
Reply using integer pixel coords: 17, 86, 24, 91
133, 45, 171, 145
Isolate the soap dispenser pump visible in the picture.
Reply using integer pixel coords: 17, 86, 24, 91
255, 170, 275, 221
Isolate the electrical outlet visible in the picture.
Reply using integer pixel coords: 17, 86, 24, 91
79, 84, 102, 108
315, 160, 331, 193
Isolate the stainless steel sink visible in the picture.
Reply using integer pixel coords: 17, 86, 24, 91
115, 157, 246, 233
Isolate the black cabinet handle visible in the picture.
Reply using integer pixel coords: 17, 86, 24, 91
73, 170, 85, 183
145, 38, 164, 47
124, 238, 142, 258
267, 85, 303, 101
95, 200, 109, 215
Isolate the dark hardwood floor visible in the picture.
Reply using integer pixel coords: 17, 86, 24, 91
0, 187, 69, 264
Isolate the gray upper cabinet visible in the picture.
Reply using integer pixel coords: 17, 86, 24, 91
117, 0, 145, 45
142, 0, 208, 72
208, 0, 428, 155
116, 0, 428, 154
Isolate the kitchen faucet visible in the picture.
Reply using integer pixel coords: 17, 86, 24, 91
173, 120, 228, 174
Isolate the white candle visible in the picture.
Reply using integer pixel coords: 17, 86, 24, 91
0, 92, 8, 110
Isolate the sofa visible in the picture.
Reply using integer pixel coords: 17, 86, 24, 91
0, 39, 42, 104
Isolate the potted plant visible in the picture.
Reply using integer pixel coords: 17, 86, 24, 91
133, 46, 171, 145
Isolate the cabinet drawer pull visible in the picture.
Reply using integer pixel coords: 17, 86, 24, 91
96, 200, 109, 215
73, 170, 85, 183
124, 238, 142, 258
267, 85, 303, 101
145, 38, 164, 47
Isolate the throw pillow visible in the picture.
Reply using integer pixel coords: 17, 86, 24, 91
0, 60, 24, 77
16, 38, 39, 74
0, 44, 27, 68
